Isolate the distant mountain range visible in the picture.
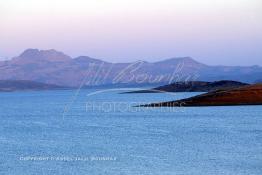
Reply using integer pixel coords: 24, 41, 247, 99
0, 49, 261, 87
0, 80, 68, 92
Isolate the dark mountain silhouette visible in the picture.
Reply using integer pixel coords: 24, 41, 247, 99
0, 49, 261, 87
140, 84, 262, 107
125, 80, 249, 93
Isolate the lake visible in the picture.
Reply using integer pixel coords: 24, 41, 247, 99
0, 89, 261, 175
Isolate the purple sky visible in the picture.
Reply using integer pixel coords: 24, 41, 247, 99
0, 0, 261, 65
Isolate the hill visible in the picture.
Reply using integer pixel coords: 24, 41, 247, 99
124, 80, 249, 93
140, 84, 262, 107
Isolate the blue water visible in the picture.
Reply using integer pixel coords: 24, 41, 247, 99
0, 89, 262, 175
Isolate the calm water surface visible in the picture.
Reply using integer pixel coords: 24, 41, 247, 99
0, 89, 261, 175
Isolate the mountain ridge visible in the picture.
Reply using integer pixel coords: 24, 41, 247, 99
0, 49, 261, 87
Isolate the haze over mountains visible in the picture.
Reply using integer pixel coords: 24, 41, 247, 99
0, 49, 261, 87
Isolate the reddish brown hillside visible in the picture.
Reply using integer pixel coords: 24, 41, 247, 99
142, 84, 262, 107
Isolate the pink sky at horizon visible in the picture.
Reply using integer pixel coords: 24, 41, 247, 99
0, 0, 261, 66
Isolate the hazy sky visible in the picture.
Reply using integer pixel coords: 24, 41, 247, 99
0, 0, 261, 65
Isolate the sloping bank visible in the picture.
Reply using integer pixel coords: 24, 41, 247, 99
139, 84, 262, 107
